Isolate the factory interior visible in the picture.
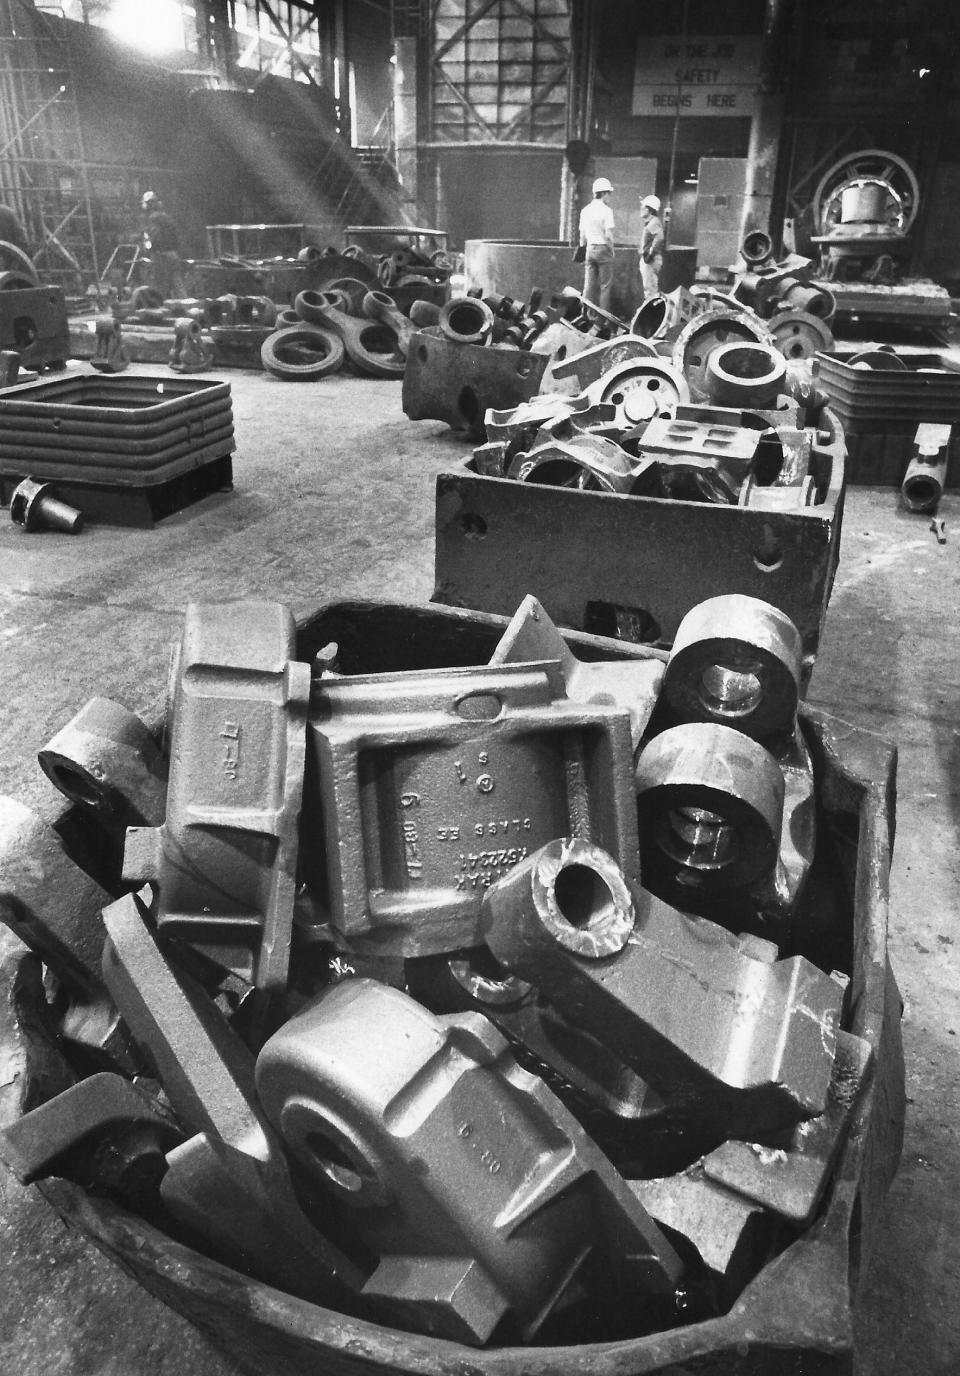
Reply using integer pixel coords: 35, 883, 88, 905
0, 1, 957, 1374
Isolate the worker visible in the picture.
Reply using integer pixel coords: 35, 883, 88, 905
578, 176, 615, 312
639, 194, 665, 298
140, 191, 182, 300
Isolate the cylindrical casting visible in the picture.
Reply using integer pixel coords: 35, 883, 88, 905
663, 595, 803, 739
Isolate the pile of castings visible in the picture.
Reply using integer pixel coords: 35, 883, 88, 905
463, 326, 839, 513
259, 279, 419, 382
92, 291, 281, 375
0, 590, 876, 1351
403, 261, 838, 445
729, 231, 837, 363
402, 286, 624, 439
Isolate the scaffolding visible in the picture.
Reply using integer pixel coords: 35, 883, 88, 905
0, 0, 100, 290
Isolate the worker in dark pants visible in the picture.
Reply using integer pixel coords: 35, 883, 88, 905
639, 194, 664, 299
140, 191, 182, 300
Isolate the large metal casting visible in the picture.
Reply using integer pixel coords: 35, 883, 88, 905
901, 421, 950, 513
256, 977, 685, 1346
299, 660, 640, 958
0, 284, 70, 370
0, 373, 236, 525
482, 837, 843, 1143
101, 888, 366, 1310
123, 601, 310, 1032
403, 329, 549, 440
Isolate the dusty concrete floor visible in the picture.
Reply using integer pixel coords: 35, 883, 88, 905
0, 361, 956, 1375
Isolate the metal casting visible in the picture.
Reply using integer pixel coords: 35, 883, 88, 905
634, 722, 786, 905
662, 595, 802, 740
549, 335, 659, 390
768, 310, 834, 361
295, 292, 406, 378
702, 1029, 872, 1224
169, 317, 213, 373
255, 977, 685, 1345
298, 659, 640, 958
489, 594, 664, 751
439, 297, 495, 347
583, 358, 689, 426
91, 315, 129, 373
672, 310, 775, 403
10, 477, 84, 533
402, 329, 549, 441
362, 289, 416, 356
481, 837, 842, 1142
0, 795, 137, 1073
632, 415, 764, 504
0, 1071, 182, 1202
101, 888, 366, 1309
260, 324, 345, 380
704, 343, 787, 410
122, 601, 310, 1031
38, 696, 167, 829
508, 432, 640, 494
630, 1169, 774, 1302
901, 421, 950, 513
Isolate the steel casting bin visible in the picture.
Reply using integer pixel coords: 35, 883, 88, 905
0, 601, 904, 1376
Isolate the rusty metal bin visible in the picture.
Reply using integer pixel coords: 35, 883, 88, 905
433, 419, 846, 663
1, 601, 903, 1376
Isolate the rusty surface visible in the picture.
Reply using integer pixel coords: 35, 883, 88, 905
256, 978, 685, 1345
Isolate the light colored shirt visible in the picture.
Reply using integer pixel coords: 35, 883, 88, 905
579, 198, 615, 248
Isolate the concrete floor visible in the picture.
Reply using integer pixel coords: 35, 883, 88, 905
0, 361, 957, 1375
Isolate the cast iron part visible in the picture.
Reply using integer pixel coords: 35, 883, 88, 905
362, 289, 416, 357
439, 296, 495, 346
38, 696, 168, 829
701, 1028, 872, 1225
256, 977, 686, 1346
704, 343, 787, 411
489, 593, 664, 752
403, 329, 549, 441
481, 837, 842, 1142
634, 722, 786, 904
91, 315, 128, 373
0, 1071, 182, 1202
122, 600, 310, 1033
298, 659, 640, 958
508, 433, 640, 494
672, 310, 775, 404
169, 317, 213, 373
633, 415, 765, 504
100, 888, 366, 1309
630, 1170, 775, 1305
0, 795, 137, 1074
549, 335, 659, 389
583, 358, 689, 427
901, 421, 950, 513
10, 476, 84, 533
662, 595, 803, 740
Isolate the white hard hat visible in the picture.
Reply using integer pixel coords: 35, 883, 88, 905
592, 177, 613, 194
641, 195, 661, 212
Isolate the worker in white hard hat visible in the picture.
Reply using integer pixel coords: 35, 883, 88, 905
577, 175, 615, 311
639, 193, 664, 298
